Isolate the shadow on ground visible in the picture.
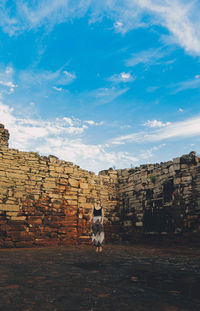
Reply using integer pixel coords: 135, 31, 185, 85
0, 244, 200, 311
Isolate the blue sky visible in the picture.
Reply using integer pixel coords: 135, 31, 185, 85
0, 0, 200, 172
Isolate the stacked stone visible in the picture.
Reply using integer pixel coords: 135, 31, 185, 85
0, 124, 9, 147
0, 126, 120, 247
117, 151, 200, 242
99, 169, 121, 243
1, 122, 200, 248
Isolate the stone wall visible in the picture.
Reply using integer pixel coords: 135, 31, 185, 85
0, 125, 120, 247
0, 123, 200, 248
117, 152, 200, 242
0, 124, 9, 147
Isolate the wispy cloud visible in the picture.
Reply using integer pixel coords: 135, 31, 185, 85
139, 144, 166, 160
92, 0, 200, 55
1, 1, 200, 56
134, 0, 200, 55
0, 101, 138, 172
63, 70, 76, 80
114, 0, 200, 56
84, 120, 104, 126
173, 76, 200, 93
144, 120, 171, 128
0, 64, 76, 98
0, 66, 75, 96
80, 86, 129, 106
0, 101, 91, 145
108, 72, 135, 83
0, 66, 17, 94
52, 86, 64, 92
112, 116, 200, 144
0, 0, 91, 35
126, 48, 167, 67
19, 68, 76, 87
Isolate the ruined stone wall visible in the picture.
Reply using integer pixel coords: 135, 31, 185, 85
1, 123, 200, 248
0, 127, 120, 247
117, 152, 200, 242
0, 124, 9, 147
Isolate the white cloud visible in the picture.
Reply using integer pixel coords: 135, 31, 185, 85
0, 101, 90, 149
93, 1, 200, 55
0, 101, 16, 125
173, 77, 200, 93
144, 120, 171, 128
0, 81, 17, 88
108, 72, 134, 83
136, 0, 200, 55
113, 116, 200, 144
5, 67, 14, 75
63, 70, 76, 80
0, 0, 92, 35
19, 68, 76, 87
139, 144, 166, 160
0, 101, 139, 172
81, 86, 129, 106
62, 117, 74, 126
52, 86, 63, 92
1, 1, 200, 55
85, 120, 95, 125
140, 149, 154, 160
126, 48, 167, 67
114, 21, 123, 31
0, 66, 17, 94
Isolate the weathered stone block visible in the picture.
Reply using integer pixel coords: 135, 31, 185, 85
173, 157, 181, 164
68, 178, 79, 188
174, 164, 180, 171
0, 204, 20, 212
80, 182, 88, 189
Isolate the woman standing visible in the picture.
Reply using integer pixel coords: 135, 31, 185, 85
90, 199, 104, 252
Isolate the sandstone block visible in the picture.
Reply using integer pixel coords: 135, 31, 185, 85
80, 182, 88, 189
6, 211, 18, 217
174, 164, 180, 171
0, 204, 20, 212
43, 182, 56, 189
78, 197, 86, 203
173, 157, 181, 164
10, 216, 26, 221
64, 167, 74, 174
68, 178, 79, 188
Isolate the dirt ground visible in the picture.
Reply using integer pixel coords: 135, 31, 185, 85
0, 244, 199, 311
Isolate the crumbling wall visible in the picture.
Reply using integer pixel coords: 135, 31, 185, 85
1, 123, 200, 248
117, 152, 200, 242
0, 127, 120, 247
0, 124, 9, 147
